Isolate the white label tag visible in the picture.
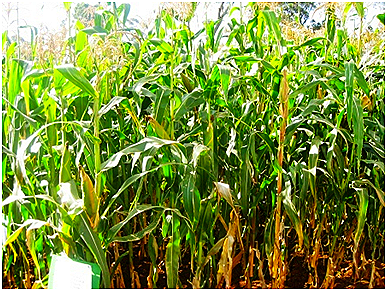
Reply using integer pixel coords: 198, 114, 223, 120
49, 255, 93, 289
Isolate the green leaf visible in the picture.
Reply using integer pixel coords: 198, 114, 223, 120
110, 210, 163, 243
81, 26, 108, 35
295, 37, 326, 49
98, 96, 126, 116
261, 10, 282, 43
21, 68, 52, 83
217, 64, 231, 99
101, 162, 182, 217
78, 213, 110, 288
75, 30, 87, 53
166, 213, 180, 288
281, 180, 304, 248
356, 179, 385, 207
100, 137, 178, 172
107, 205, 164, 242
354, 65, 370, 96
8, 59, 29, 105
154, 87, 172, 124
345, 60, 355, 127
182, 171, 200, 224
174, 89, 205, 121
63, 2, 71, 12
377, 13, 385, 25
345, 60, 364, 161
55, 65, 97, 98
150, 39, 173, 54
122, 4, 131, 26
3, 219, 47, 248
353, 2, 365, 18
353, 188, 368, 251
326, 9, 336, 45
59, 142, 72, 184
353, 97, 364, 161
290, 80, 322, 98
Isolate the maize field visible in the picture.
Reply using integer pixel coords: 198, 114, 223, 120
2, 2, 385, 289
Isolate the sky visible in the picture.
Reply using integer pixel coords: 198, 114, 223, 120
1, 2, 385, 41
2, 2, 158, 39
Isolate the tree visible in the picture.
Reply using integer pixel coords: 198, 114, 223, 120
279, 2, 318, 26
73, 2, 100, 26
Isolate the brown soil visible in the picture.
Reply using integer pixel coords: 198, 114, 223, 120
3, 241, 385, 289
112, 241, 385, 289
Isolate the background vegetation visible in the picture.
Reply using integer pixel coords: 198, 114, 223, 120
2, 2, 385, 288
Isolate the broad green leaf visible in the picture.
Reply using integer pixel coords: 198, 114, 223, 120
8, 59, 29, 105
326, 8, 336, 45
166, 213, 180, 288
353, 97, 364, 161
3, 219, 47, 248
345, 60, 355, 127
256, 132, 276, 155
281, 180, 303, 248
21, 68, 52, 83
345, 60, 364, 161
150, 38, 173, 54
261, 10, 282, 43
59, 142, 72, 184
131, 75, 158, 94
122, 4, 131, 26
78, 213, 110, 288
174, 89, 205, 121
100, 137, 178, 172
233, 56, 259, 63
154, 87, 172, 124
101, 162, 182, 217
148, 233, 158, 287
182, 171, 200, 224
197, 236, 225, 272
111, 211, 163, 243
55, 64, 97, 98
290, 80, 322, 98
353, 2, 365, 18
357, 179, 385, 207
217, 64, 231, 99
377, 13, 385, 25
354, 65, 370, 96
353, 188, 368, 252
295, 37, 326, 49
98, 96, 126, 116
362, 160, 385, 175
63, 2, 71, 12
226, 26, 240, 47
301, 99, 325, 117
75, 30, 87, 53
81, 26, 108, 35
240, 148, 251, 218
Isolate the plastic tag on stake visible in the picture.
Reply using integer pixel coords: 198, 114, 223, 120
48, 254, 101, 289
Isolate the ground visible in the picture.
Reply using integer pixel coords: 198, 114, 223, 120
2, 241, 384, 289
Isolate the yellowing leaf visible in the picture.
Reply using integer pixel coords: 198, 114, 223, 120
79, 165, 99, 227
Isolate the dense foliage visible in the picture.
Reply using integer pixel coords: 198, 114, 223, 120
2, 2, 385, 288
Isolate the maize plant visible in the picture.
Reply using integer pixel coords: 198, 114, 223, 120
2, 2, 385, 289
